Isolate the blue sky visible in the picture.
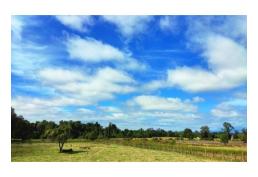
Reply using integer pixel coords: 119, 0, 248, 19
11, 15, 247, 131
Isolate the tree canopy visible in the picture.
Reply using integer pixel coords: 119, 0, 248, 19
11, 108, 246, 144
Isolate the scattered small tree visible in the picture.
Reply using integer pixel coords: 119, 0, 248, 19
52, 122, 71, 152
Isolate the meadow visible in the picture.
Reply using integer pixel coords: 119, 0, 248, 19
11, 138, 247, 162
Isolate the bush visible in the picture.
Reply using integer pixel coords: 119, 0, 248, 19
220, 133, 229, 144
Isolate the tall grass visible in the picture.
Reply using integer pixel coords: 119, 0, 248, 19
94, 138, 247, 162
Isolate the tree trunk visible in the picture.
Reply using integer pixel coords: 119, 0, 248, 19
59, 141, 62, 152
59, 140, 64, 152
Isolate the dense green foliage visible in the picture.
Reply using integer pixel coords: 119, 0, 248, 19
220, 122, 234, 144
200, 126, 211, 140
183, 128, 194, 139
51, 121, 72, 152
11, 108, 247, 143
11, 108, 33, 140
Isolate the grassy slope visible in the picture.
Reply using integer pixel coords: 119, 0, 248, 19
12, 142, 220, 162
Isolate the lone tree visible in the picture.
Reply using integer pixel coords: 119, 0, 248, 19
52, 121, 71, 152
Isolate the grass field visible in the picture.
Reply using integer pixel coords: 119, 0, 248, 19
11, 139, 247, 162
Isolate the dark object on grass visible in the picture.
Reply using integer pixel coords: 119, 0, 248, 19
61, 148, 73, 153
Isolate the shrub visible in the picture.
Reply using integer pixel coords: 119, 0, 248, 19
220, 133, 229, 144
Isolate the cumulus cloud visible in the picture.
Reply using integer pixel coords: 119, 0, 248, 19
128, 95, 197, 112
39, 68, 86, 84
55, 15, 94, 32
120, 57, 147, 71
167, 34, 246, 92
144, 33, 246, 93
37, 67, 136, 104
12, 66, 138, 122
11, 16, 246, 128
143, 16, 246, 93
186, 16, 246, 46
66, 35, 147, 71
142, 80, 167, 91
102, 15, 153, 38
66, 36, 124, 62
12, 96, 100, 122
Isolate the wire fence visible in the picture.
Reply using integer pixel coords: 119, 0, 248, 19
97, 138, 247, 162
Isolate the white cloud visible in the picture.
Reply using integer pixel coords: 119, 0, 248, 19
142, 80, 167, 91
111, 112, 127, 119
66, 36, 124, 62
234, 91, 247, 99
77, 108, 96, 115
12, 16, 25, 40
12, 41, 51, 79
38, 68, 86, 84
11, 16, 52, 79
12, 96, 87, 109
120, 57, 147, 71
99, 106, 121, 113
12, 96, 95, 122
95, 67, 135, 84
128, 95, 197, 112
185, 16, 246, 46
66, 35, 147, 71
216, 98, 247, 108
214, 16, 246, 44
143, 16, 246, 93
192, 96, 205, 103
203, 34, 246, 73
55, 15, 94, 32
211, 97, 246, 118
211, 107, 240, 118
38, 67, 136, 105
12, 16, 40, 41
102, 16, 153, 38
13, 66, 137, 114
159, 16, 178, 33
167, 34, 246, 92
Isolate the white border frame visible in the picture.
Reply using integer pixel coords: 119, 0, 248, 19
0, 0, 257, 177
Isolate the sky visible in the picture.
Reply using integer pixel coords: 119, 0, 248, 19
11, 15, 247, 131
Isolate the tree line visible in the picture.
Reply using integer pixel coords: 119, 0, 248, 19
11, 107, 247, 143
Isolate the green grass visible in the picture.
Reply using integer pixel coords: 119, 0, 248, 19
98, 138, 247, 161
11, 139, 247, 162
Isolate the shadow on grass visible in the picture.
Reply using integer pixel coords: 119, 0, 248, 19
60, 150, 87, 154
